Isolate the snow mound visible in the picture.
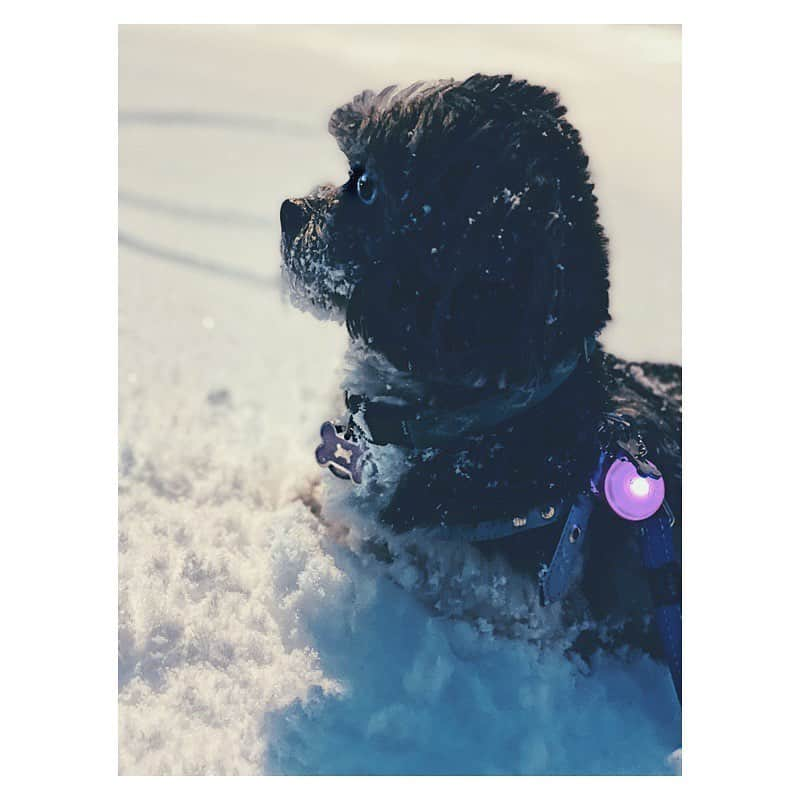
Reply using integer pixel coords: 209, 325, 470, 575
264, 542, 680, 775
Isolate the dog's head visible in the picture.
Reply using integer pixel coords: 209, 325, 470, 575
280, 74, 609, 387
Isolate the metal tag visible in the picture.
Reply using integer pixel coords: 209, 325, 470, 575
315, 421, 365, 484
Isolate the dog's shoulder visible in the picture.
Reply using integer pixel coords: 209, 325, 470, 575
603, 352, 682, 415
602, 352, 682, 488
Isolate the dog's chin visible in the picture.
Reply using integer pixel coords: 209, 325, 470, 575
280, 246, 351, 322
282, 275, 349, 322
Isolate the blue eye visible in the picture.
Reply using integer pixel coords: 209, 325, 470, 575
357, 171, 378, 205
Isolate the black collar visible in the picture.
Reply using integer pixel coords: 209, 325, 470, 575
347, 336, 597, 449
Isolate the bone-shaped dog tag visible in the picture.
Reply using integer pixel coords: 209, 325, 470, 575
315, 421, 365, 484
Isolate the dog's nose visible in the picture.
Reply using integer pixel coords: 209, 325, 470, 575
280, 198, 307, 241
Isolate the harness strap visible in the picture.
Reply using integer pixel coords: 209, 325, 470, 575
432, 500, 567, 543
540, 450, 607, 605
541, 493, 594, 605
639, 505, 682, 702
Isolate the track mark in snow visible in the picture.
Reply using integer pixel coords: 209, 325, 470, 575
119, 109, 319, 137
119, 231, 279, 289
120, 190, 273, 229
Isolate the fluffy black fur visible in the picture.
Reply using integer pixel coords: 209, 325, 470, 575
280, 74, 681, 661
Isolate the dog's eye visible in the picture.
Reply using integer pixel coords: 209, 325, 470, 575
356, 171, 378, 206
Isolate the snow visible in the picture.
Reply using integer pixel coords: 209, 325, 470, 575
119, 25, 681, 775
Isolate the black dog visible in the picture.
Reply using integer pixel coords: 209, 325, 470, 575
280, 75, 681, 672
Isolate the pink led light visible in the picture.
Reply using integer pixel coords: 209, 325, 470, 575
604, 458, 665, 521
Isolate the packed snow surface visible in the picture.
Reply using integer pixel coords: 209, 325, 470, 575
119, 25, 681, 774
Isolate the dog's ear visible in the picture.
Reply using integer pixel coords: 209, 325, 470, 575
329, 85, 405, 162
328, 89, 376, 161
329, 82, 451, 163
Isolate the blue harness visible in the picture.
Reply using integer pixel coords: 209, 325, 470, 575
315, 420, 682, 704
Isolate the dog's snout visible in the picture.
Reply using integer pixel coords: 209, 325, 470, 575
280, 198, 308, 241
